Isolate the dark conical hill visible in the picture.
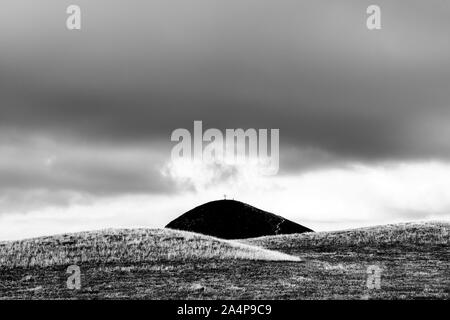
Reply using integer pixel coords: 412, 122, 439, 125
166, 200, 313, 239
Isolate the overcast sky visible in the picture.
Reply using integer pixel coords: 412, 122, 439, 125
1, 0, 449, 240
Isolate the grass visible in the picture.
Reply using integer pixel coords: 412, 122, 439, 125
0, 228, 299, 268
243, 221, 450, 252
0, 222, 448, 299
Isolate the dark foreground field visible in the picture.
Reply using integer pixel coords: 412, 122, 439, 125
0, 222, 448, 299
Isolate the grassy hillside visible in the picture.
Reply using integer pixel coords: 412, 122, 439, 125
239, 221, 449, 299
0, 222, 448, 299
244, 222, 449, 253
0, 228, 299, 268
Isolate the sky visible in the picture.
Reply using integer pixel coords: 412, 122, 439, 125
0, 0, 450, 240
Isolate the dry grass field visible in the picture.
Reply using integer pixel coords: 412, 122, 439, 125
0, 222, 448, 299
0, 228, 299, 268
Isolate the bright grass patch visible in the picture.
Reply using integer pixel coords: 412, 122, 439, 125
0, 228, 300, 268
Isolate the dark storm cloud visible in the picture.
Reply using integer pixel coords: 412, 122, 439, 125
0, 0, 449, 191
0, 137, 174, 199
0, 157, 172, 195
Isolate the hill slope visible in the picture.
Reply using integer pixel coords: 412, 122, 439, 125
166, 200, 312, 239
0, 222, 448, 299
0, 228, 300, 268
243, 221, 450, 254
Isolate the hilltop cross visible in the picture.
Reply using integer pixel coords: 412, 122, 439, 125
224, 194, 227, 200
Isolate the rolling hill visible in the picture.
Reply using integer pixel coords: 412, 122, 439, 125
0, 222, 448, 299
166, 199, 313, 239
243, 221, 450, 254
0, 228, 300, 268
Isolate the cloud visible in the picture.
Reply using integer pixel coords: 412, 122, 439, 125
0, 134, 175, 214
0, 0, 449, 166
163, 158, 267, 192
